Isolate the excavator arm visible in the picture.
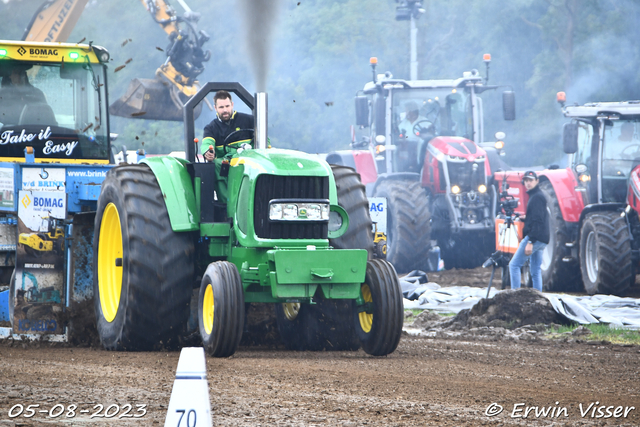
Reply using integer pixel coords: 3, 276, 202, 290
108, 0, 211, 120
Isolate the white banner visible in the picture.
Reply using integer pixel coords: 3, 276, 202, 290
22, 167, 65, 192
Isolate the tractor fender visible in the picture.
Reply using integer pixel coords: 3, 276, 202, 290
495, 168, 583, 221
368, 172, 420, 197
578, 203, 625, 225
141, 156, 199, 232
537, 168, 584, 223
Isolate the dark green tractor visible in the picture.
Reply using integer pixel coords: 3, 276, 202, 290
92, 83, 403, 356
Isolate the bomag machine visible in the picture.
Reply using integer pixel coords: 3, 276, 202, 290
18, 216, 65, 255
93, 84, 404, 356
0, 40, 114, 336
327, 56, 515, 273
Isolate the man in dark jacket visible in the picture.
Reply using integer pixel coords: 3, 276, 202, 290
509, 170, 550, 291
201, 90, 254, 203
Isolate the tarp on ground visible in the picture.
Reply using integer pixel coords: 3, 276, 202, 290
401, 278, 640, 329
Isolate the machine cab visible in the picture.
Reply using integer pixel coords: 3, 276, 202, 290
0, 42, 111, 164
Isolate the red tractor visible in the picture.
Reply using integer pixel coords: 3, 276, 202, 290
496, 95, 640, 295
327, 57, 515, 273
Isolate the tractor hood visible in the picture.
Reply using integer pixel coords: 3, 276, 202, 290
230, 148, 332, 178
428, 136, 487, 161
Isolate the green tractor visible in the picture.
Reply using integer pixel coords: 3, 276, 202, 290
92, 83, 404, 357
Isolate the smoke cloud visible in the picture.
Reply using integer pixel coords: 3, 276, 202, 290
239, 0, 282, 92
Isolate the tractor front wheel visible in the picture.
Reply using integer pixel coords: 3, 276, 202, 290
354, 259, 403, 356
93, 164, 194, 350
198, 261, 244, 357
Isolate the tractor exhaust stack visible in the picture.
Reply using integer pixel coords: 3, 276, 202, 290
255, 92, 268, 149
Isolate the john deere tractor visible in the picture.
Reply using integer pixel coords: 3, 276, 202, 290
93, 83, 403, 357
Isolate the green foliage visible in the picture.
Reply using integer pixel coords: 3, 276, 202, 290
546, 323, 640, 345
2, 0, 640, 163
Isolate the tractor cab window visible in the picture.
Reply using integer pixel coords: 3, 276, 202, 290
0, 60, 109, 161
391, 88, 472, 173
601, 120, 640, 202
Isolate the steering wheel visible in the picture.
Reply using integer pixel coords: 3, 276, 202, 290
220, 128, 255, 156
412, 119, 434, 138
620, 144, 640, 159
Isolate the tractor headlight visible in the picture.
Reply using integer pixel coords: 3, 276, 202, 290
478, 184, 487, 193
269, 200, 330, 221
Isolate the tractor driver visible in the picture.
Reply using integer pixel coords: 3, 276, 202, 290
0, 65, 47, 125
397, 101, 432, 172
201, 90, 254, 203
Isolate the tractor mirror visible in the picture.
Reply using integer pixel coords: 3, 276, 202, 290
502, 91, 515, 121
355, 96, 369, 127
374, 95, 386, 137
563, 122, 579, 154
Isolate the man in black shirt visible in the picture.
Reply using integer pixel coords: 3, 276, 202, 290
201, 90, 254, 203
509, 171, 550, 291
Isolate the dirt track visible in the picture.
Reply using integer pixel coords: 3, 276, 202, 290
0, 335, 638, 426
1, 267, 639, 426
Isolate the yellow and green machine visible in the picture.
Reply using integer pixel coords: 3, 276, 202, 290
93, 83, 404, 357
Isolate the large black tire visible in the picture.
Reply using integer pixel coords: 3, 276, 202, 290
579, 211, 635, 295
372, 179, 431, 274
198, 261, 244, 357
354, 259, 403, 356
538, 180, 582, 291
329, 165, 374, 257
93, 164, 194, 350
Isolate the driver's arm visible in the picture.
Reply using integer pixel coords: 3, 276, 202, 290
202, 123, 217, 162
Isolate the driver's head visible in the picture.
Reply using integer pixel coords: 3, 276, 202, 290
405, 101, 419, 123
214, 90, 234, 122
620, 122, 635, 141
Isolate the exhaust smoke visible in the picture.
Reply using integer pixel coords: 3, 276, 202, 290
239, 0, 282, 92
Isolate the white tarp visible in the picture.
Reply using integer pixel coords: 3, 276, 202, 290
401, 279, 640, 329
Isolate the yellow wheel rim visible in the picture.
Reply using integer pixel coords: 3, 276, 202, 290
203, 283, 214, 335
282, 303, 300, 321
358, 284, 373, 333
98, 203, 123, 323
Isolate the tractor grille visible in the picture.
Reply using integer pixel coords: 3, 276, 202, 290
447, 160, 484, 191
254, 174, 329, 239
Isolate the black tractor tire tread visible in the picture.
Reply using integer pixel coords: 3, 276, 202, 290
372, 180, 431, 273
329, 164, 374, 257
356, 259, 403, 356
199, 261, 244, 357
538, 180, 582, 292
580, 211, 635, 295
94, 164, 194, 351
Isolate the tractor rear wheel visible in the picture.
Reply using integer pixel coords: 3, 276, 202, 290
354, 259, 403, 356
198, 261, 244, 357
93, 164, 194, 350
579, 211, 635, 295
372, 179, 431, 274
329, 165, 374, 257
538, 180, 581, 291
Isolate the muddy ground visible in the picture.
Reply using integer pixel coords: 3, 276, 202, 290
0, 267, 639, 426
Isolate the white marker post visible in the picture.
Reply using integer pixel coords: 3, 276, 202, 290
164, 347, 213, 427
